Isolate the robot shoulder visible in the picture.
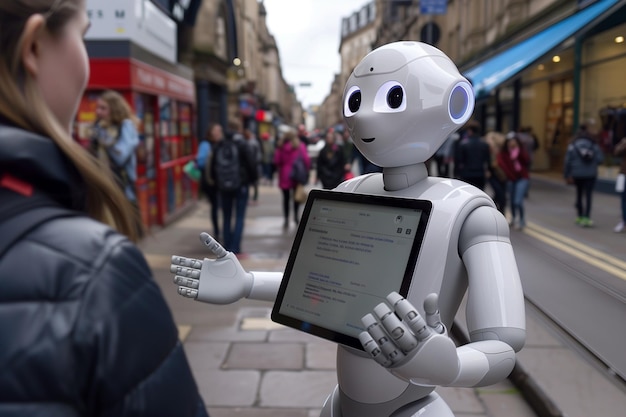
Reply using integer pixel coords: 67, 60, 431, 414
458, 205, 511, 252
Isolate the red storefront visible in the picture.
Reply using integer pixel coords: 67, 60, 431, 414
75, 58, 198, 228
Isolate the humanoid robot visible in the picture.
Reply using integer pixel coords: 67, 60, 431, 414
171, 41, 525, 417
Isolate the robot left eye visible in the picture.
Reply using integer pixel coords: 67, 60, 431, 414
374, 81, 406, 113
387, 86, 403, 109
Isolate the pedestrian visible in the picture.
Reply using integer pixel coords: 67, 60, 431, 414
563, 124, 604, 227
244, 127, 262, 205
90, 90, 139, 207
456, 120, 491, 189
434, 132, 457, 178
612, 137, 626, 232
259, 131, 275, 185
209, 121, 258, 255
485, 131, 508, 215
498, 133, 531, 229
273, 130, 311, 228
198, 123, 222, 241
0, 1, 207, 416
316, 129, 346, 189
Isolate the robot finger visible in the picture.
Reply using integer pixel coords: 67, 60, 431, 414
169, 265, 201, 279
375, 305, 418, 353
171, 255, 203, 269
388, 293, 431, 341
362, 313, 405, 365
424, 293, 445, 334
173, 275, 200, 289
359, 331, 392, 367
177, 286, 198, 299
199, 232, 228, 258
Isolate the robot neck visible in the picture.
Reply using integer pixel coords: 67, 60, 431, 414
383, 163, 428, 191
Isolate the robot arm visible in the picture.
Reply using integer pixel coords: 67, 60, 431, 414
359, 206, 525, 388
170, 232, 282, 304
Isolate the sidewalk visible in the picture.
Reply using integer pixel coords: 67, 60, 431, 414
139, 180, 624, 417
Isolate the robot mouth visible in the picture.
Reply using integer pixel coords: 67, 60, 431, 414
361, 137, 375, 143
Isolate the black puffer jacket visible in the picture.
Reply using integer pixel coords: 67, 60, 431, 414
0, 123, 208, 417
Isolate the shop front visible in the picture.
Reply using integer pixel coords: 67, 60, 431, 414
78, 0, 199, 228
462, 0, 625, 189
76, 59, 197, 228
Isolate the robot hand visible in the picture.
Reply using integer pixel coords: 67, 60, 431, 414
170, 232, 253, 305
359, 292, 460, 387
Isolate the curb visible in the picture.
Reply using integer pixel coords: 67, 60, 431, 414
451, 320, 563, 417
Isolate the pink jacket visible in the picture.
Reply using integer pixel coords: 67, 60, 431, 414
273, 141, 310, 190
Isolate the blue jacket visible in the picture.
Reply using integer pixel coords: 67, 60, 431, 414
0, 123, 208, 417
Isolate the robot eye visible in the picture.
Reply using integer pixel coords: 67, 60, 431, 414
387, 86, 404, 108
344, 86, 361, 117
373, 81, 406, 113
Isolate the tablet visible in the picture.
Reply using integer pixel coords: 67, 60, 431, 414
271, 189, 432, 350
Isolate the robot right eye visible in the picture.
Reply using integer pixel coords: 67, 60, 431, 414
344, 86, 361, 117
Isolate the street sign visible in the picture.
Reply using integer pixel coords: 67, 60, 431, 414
420, 0, 447, 15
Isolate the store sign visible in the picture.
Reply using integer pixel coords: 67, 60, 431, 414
420, 0, 447, 15
85, 0, 176, 63
131, 61, 195, 101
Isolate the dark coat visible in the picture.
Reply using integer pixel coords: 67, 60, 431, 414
0, 123, 207, 417
317, 143, 346, 189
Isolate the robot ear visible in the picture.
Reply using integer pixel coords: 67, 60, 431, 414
448, 81, 475, 125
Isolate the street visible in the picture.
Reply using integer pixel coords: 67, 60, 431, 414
139, 175, 626, 417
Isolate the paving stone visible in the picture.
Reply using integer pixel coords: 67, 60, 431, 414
306, 342, 337, 369
224, 342, 304, 370
259, 370, 337, 408
207, 407, 310, 417
187, 325, 268, 343
198, 370, 260, 407
437, 386, 484, 414
184, 341, 230, 369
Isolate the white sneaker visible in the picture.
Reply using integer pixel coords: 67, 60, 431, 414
614, 221, 625, 233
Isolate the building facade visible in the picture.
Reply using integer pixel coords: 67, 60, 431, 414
321, 0, 626, 188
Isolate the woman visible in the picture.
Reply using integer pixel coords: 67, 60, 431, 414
91, 90, 140, 205
273, 130, 311, 228
484, 131, 507, 215
197, 123, 222, 240
316, 129, 346, 190
497, 133, 530, 230
0, 2, 207, 416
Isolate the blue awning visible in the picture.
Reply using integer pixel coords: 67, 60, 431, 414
463, 0, 620, 99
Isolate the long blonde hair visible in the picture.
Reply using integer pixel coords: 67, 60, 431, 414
0, 0, 142, 242
99, 89, 139, 128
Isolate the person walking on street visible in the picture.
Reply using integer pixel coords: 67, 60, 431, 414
563, 124, 604, 227
317, 129, 346, 189
244, 127, 262, 205
612, 136, 626, 232
259, 132, 275, 185
209, 121, 258, 256
90, 90, 140, 208
197, 123, 222, 241
485, 131, 508, 215
498, 133, 531, 229
456, 120, 491, 189
0, 1, 208, 416
273, 130, 311, 228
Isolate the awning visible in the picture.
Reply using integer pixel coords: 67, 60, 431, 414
463, 0, 620, 99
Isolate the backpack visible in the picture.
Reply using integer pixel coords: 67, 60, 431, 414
574, 138, 595, 163
289, 148, 309, 185
213, 139, 242, 192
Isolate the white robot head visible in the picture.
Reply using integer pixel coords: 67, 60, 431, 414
343, 41, 474, 168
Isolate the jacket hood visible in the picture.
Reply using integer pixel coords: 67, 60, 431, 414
0, 121, 86, 210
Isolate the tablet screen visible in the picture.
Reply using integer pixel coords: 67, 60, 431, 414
271, 189, 431, 350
